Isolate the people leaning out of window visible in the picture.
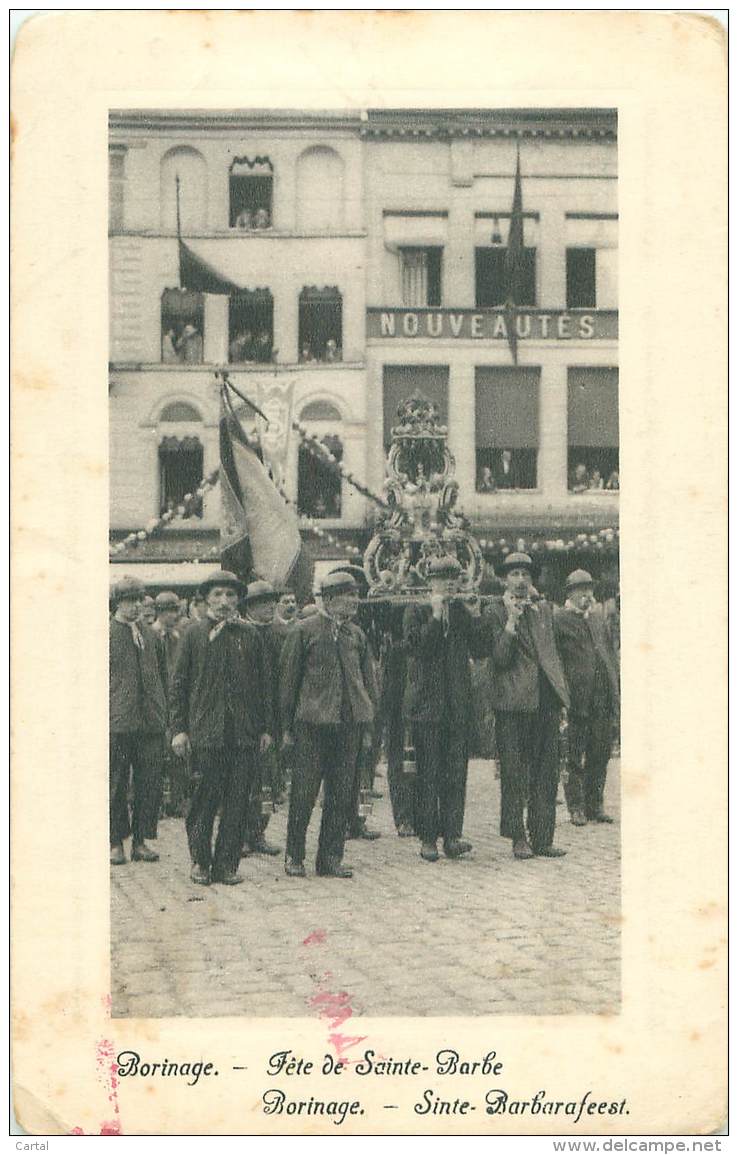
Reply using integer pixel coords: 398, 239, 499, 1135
299, 339, 342, 364
229, 330, 273, 362
234, 206, 271, 230
570, 463, 620, 493
162, 324, 203, 365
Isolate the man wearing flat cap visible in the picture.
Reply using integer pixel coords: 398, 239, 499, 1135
109, 577, 168, 866
554, 570, 620, 826
402, 555, 495, 863
485, 553, 570, 860
280, 571, 377, 878
169, 570, 274, 886
241, 579, 286, 859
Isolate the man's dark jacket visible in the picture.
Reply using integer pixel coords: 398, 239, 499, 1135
169, 617, 273, 748
553, 606, 620, 717
484, 597, 570, 713
402, 601, 495, 728
109, 618, 167, 735
280, 612, 377, 729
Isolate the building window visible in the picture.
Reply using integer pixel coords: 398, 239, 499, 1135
109, 147, 126, 231
400, 247, 442, 307
160, 146, 208, 232
298, 434, 342, 519
228, 290, 273, 363
229, 157, 273, 229
160, 402, 202, 423
383, 365, 449, 456
299, 287, 342, 363
475, 247, 536, 307
475, 366, 540, 490
566, 248, 597, 309
296, 146, 345, 230
568, 367, 619, 492
161, 289, 204, 364
159, 436, 204, 518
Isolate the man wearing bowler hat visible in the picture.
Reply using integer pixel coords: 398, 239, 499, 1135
281, 571, 377, 878
485, 552, 570, 859
109, 577, 168, 866
241, 579, 286, 858
169, 570, 274, 885
403, 554, 494, 862
554, 570, 620, 826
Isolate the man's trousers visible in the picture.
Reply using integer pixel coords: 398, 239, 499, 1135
186, 741, 257, 877
565, 711, 613, 818
109, 732, 164, 847
495, 706, 560, 852
386, 709, 416, 832
243, 746, 279, 846
286, 723, 361, 869
412, 722, 468, 845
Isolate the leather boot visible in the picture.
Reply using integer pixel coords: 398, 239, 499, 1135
444, 838, 473, 858
420, 841, 439, 862
110, 844, 126, 866
132, 841, 159, 862
513, 838, 534, 860
252, 837, 282, 856
316, 859, 353, 878
284, 857, 306, 878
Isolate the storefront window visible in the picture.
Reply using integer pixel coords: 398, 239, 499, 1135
568, 367, 619, 491
475, 366, 540, 490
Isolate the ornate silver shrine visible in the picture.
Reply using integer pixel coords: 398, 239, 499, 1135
363, 393, 483, 598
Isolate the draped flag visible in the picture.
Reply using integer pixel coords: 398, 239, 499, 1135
219, 386, 313, 600
504, 146, 524, 365
179, 239, 238, 295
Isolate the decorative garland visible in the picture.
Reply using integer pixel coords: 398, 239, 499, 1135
477, 527, 619, 556
109, 469, 220, 556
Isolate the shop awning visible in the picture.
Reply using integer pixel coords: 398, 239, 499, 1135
475, 367, 540, 448
568, 368, 619, 446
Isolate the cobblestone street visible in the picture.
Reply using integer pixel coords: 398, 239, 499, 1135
111, 757, 620, 1019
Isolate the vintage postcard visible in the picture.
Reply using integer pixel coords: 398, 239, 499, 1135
11, 10, 727, 1137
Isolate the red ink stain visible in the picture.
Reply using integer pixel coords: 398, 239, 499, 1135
101, 994, 112, 1010
308, 991, 367, 1061
302, 928, 327, 946
95, 1039, 121, 1132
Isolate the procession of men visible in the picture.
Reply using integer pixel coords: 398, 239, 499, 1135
109, 555, 620, 885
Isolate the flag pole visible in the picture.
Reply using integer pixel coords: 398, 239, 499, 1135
216, 370, 270, 425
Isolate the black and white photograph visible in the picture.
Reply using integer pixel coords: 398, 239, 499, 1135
108, 105, 621, 1021
12, 10, 726, 1138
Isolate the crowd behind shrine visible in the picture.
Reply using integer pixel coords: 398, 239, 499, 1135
109, 552, 620, 885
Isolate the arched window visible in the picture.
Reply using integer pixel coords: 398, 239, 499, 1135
160, 146, 207, 232
298, 286, 342, 362
160, 402, 202, 423
159, 436, 204, 518
229, 156, 273, 229
298, 434, 342, 519
299, 400, 342, 422
161, 289, 204, 363
296, 146, 344, 230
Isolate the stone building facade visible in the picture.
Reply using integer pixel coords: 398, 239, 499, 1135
109, 108, 618, 590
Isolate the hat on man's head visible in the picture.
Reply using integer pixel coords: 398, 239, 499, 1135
198, 570, 246, 598
110, 576, 146, 608
427, 555, 462, 580
566, 569, 594, 592
320, 571, 358, 599
500, 551, 533, 572
155, 590, 180, 611
245, 579, 278, 606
